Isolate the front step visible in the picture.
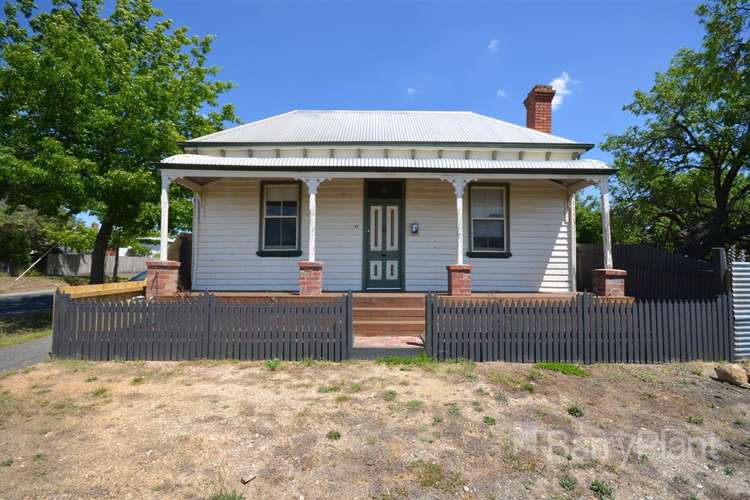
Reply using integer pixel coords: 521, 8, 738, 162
353, 294, 426, 337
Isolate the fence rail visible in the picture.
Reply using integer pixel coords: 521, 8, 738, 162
52, 292, 352, 361
425, 293, 733, 363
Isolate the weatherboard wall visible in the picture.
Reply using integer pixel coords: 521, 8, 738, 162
192, 178, 570, 292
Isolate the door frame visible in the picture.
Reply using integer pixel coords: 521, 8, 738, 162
362, 179, 406, 291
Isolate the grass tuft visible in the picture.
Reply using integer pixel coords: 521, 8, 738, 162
535, 362, 591, 377
568, 405, 584, 418
590, 479, 614, 499
318, 385, 339, 393
559, 474, 578, 492
326, 430, 341, 440
382, 390, 397, 401
376, 352, 435, 367
408, 460, 463, 492
483, 415, 496, 426
265, 359, 281, 371
91, 387, 108, 398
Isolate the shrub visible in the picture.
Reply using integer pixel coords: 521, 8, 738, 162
483, 415, 496, 426
432, 415, 443, 424
535, 362, 591, 377
519, 382, 535, 393
326, 430, 341, 440
131, 376, 144, 385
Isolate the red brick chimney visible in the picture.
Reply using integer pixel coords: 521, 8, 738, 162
523, 84, 556, 134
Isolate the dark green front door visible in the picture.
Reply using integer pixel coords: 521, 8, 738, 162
364, 180, 404, 290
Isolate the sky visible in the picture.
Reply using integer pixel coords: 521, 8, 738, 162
66, 0, 707, 223
149, 0, 706, 161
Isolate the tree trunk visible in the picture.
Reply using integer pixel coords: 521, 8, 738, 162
112, 247, 119, 282
90, 220, 113, 284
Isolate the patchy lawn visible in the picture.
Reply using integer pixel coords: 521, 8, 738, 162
0, 311, 52, 349
0, 359, 749, 499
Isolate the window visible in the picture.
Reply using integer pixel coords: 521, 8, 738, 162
261, 183, 300, 252
469, 184, 508, 255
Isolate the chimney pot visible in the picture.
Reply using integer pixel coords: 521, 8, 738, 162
524, 84, 556, 134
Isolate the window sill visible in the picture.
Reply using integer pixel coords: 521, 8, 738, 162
256, 250, 302, 257
466, 251, 512, 259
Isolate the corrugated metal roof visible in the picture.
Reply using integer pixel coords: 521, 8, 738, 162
160, 154, 612, 172
183, 110, 582, 146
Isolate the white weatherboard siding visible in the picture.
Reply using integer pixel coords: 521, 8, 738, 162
193, 178, 362, 291
404, 180, 569, 292
193, 178, 569, 292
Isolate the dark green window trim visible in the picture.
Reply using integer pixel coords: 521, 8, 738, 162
258, 180, 302, 256
467, 182, 511, 258
256, 250, 302, 257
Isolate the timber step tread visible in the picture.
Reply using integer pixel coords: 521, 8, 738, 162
353, 320, 425, 325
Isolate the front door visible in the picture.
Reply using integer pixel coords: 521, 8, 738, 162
364, 180, 404, 290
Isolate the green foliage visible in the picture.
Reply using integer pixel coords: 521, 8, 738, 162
567, 405, 584, 418
0, 202, 95, 272
376, 351, 435, 367
535, 362, 591, 377
590, 479, 615, 499
0, 0, 237, 281
483, 415, 496, 426
326, 430, 341, 440
576, 194, 603, 244
264, 359, 281, 371
559, 474, 578, 492
208, 491, 245, 500
602, 0, 750, 257
317, 385, 339, 393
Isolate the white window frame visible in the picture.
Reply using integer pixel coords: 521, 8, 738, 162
261, 182, 300, 251
469, 184, 508, 253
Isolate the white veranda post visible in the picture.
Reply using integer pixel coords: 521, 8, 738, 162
160, 174, 171, 261
443, 177, 473, 266
301, 178, 326, 262
599, 177, 613, 269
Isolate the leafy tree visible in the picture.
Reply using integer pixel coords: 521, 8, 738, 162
0, 202, 95, 274
602, 0, 750, 258
576, 195, 602, 244
0, 0, 237, 282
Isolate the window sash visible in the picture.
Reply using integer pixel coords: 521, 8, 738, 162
470, 185, 507, 253
262, 183, 299, 251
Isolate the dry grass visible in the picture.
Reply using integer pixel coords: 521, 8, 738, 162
0, 359, 748, 499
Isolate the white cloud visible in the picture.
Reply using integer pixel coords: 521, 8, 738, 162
496, 89, 507, 98
487, 39, 499, 53
406, 87, 418, 96
549, 71, 578, 110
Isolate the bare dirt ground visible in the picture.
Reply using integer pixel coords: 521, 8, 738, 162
0, 276, 67, 295
1, 359, 749, 499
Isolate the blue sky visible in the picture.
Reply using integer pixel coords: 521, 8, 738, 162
71, 0, 706, 223
155, 0, 706, 161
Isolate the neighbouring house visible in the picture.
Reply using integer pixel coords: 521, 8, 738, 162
152, 84, 624, 299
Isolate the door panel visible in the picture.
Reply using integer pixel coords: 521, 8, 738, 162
364, 182, 404, 290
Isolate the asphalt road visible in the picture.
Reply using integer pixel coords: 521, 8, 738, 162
0, 290, 54, 371
0, 336, 52, 372
0, 290, 54, 315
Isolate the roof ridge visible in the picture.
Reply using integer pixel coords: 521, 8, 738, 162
186, 110, 299, 142
468, 111, 576, 144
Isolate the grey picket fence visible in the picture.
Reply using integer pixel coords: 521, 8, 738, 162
425, 293, 734, 363
52, 291, 353, 361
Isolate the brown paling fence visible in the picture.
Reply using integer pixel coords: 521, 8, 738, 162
52, 291, 353, 361
425, 293, 734, 363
